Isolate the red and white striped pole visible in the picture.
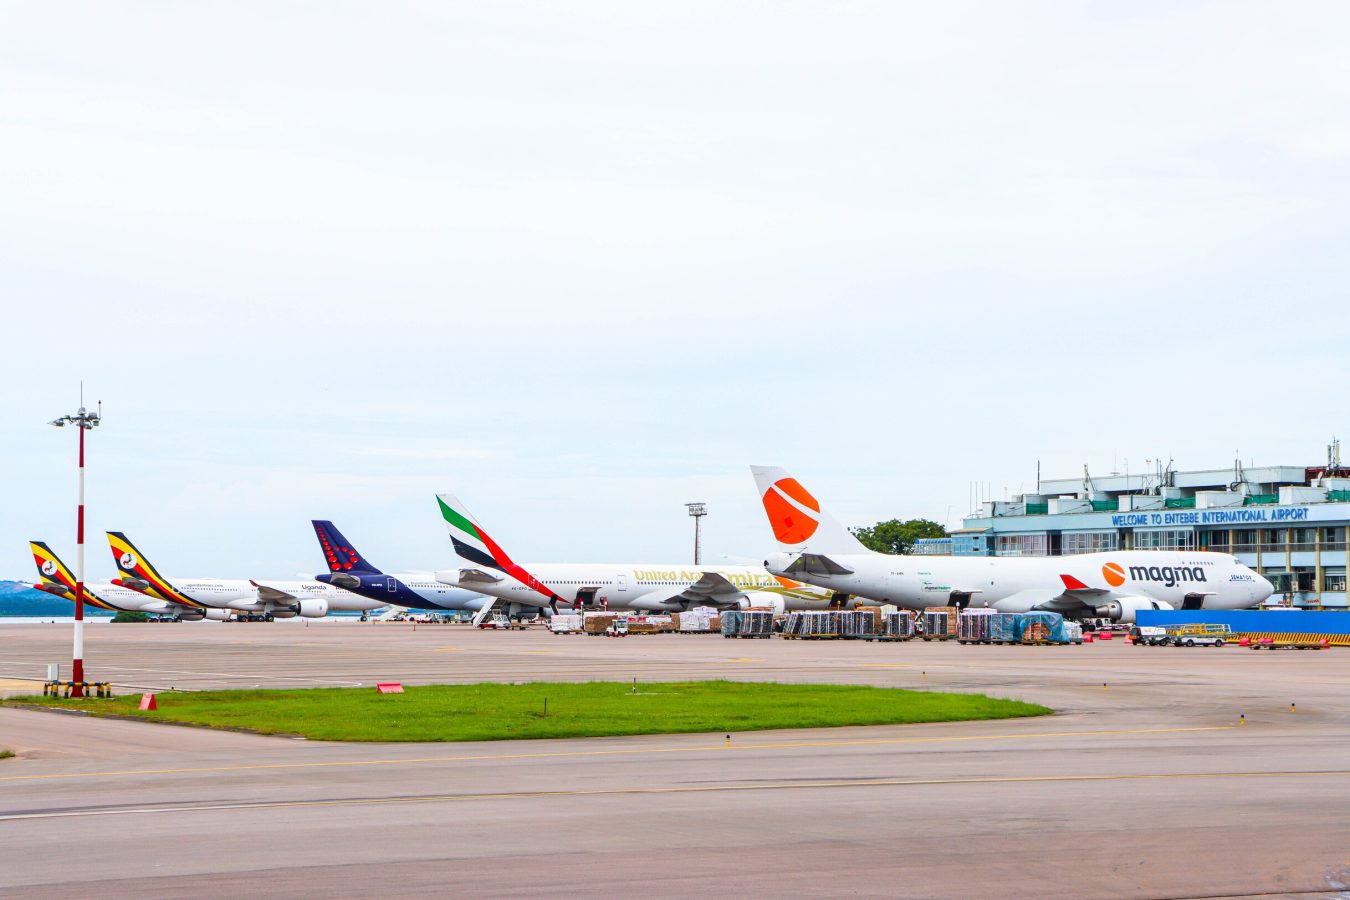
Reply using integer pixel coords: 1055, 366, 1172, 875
72, 415, 86, 694
51, 396, 100, 698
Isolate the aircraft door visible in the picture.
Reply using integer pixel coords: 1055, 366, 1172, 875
386, 577, 398, 594
616, 574, 627, 593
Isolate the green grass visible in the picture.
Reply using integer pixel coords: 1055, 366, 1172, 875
0, 749, 13, 760
5, 681, 1049, 742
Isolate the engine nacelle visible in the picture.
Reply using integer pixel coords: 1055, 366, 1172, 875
204, 608, 232, 621
1094, 596, 1174, 624
297, 598, 329, 619
739, 592, 786, 615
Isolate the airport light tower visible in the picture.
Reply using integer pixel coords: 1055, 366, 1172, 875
49, 395, 100, 697
685, 502, 707, 565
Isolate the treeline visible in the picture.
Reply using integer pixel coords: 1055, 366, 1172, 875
849, 519, 947, 555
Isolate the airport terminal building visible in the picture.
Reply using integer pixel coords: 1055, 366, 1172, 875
932, 454, 1350, 609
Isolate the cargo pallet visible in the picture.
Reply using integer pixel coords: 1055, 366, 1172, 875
861, 634, 912, 642
1247, 639, 1329, 650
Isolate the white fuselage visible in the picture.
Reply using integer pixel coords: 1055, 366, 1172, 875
87, 582, 182, 614
436, 562, 844, 613
763, 550, 1272, 621
134, 578, 384, 614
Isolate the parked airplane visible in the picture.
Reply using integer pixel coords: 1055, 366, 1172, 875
106, 532, 385, 619
432, 493, 846, 616
750, 466, 1274, 623
310, 520, 490, 614
30, 541, 230, 620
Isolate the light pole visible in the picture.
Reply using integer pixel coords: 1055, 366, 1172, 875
50, 396, 101, 696
685, 502, 707, 565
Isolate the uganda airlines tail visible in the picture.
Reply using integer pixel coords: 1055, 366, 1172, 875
312, 521, 383, 575
29, 541, 116, 610
435, 494, 568, 608
750, 466, 871, 555
106, 532, 202, 607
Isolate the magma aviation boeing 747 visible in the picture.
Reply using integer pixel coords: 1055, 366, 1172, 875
432, 493, 847, 616
751, 466, 1274, 623
107, 532, 385, 619
310, 520, 490, 614
31, 541, 231, 620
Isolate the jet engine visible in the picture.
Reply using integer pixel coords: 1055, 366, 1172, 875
738, 592, 786, 615
1094, 597, 1174, 624
204, 609, 232, 621
296, 598, 329, 619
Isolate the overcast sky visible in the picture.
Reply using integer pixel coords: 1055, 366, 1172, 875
2, 2, 1348, 579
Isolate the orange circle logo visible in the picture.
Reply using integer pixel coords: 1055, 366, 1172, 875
1102, 561, 1126, 587
763, 477, 820, 544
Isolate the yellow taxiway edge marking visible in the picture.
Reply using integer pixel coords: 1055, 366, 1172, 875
0, 725, 1234, 783
3, 767, 1347, 822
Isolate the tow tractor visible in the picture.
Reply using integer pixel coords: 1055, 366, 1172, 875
1129, 625, 1170, 646
479, 613, 528, 630
1131, 623, 1232, 646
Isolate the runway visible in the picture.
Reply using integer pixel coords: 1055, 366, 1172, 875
1, 623, 1348, 898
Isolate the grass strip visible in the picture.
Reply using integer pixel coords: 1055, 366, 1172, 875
5, 681, 1049, 742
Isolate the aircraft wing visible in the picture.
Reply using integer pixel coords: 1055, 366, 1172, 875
671, 571, 746, 606
628, 572, 750, 610
454, 567, 504, 585
782, 553, 855, 577
993, 588, 1095, 614
251, 581, 299, 603
1058, 574, 1110, 596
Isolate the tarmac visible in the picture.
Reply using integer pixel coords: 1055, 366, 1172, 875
1, 621, 1349, 898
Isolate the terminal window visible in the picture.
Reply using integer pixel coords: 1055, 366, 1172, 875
1325, 568, 1347, 593
1134, 529, 1196, 551
1324, 527, 1347, 552
1062, 531, 1119, 555
994, 534, 1047, 557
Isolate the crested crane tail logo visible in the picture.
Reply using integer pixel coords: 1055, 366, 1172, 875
762, 477, 821, 545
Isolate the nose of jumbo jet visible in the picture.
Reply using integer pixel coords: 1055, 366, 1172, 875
1253, 571, 1274, 604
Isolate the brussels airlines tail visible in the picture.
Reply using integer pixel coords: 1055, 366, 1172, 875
313, 520, 383, 576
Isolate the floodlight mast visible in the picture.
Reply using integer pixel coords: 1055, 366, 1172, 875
50, 394, 101, 697
685, 502, 707, 565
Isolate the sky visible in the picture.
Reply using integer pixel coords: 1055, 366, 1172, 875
2, 1, 1348, 579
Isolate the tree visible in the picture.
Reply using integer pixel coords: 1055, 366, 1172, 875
850, 518, 947, 555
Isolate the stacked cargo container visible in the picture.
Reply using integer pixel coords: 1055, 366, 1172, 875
957, 608, 996, 643
922, 607, 958, 640
884, 610, 916, 639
